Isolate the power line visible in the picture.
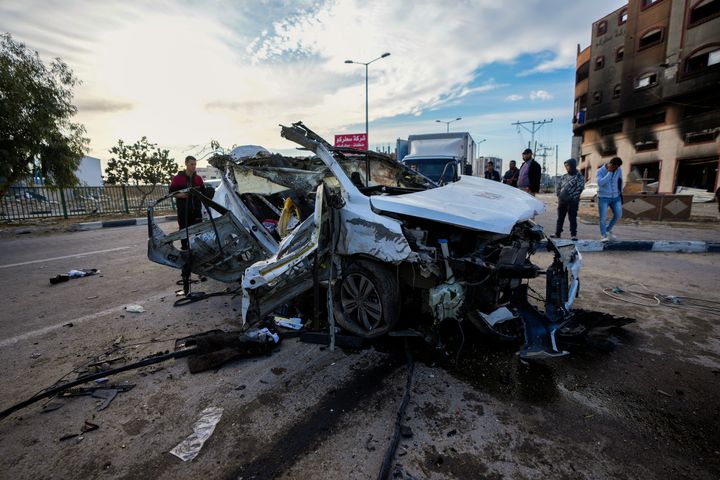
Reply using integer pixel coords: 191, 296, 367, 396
512, 119, 553, 149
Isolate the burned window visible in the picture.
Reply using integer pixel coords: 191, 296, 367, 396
576, 61, 590, 83
597, 20, 608, 36
689, 0, 720, 26
684, 46, 720, 75
595, 56, 605, 70
639, 28, 664, 50
592, 91, 603, 104
635, 72, 658, 89
613, 84, 622, 98
619, 9, 628, 24
616, 46, 624, 62
636, 140, 659, 151
635, 111, 666, 127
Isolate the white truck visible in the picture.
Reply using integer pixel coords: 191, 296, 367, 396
396, 132, 476, 184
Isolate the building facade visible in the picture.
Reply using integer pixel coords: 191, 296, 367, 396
474, 156, 503, 177
573, 0, 720, 193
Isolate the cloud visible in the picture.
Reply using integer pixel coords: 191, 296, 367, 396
0, 0, 626, 161
530, 90, 553, 101
505, 94, 523, 102
76, 98, 134, 113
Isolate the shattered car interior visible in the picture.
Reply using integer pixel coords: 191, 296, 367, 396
147, 122, 582, 361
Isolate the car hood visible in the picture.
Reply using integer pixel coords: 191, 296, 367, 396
369, 175, 545, 234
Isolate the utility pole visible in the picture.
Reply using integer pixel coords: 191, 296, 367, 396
537, 144, 554, 189
512, 119, 553, 149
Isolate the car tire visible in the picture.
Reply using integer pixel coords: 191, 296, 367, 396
334, 259, 399, 338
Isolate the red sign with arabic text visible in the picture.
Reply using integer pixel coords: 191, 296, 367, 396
334, 133, 368, 150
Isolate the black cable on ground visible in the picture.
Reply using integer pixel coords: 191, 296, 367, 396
377, 339, 415, 480
0, 347, 198, 421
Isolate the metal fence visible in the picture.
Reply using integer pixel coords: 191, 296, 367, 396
1, 185, 176, 221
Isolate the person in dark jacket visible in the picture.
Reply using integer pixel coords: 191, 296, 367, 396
484, 161, 501, 181
502, 160, 519, 187
550, 158, 585, 241
169, 155, 204, 249
517, 148, 541, 195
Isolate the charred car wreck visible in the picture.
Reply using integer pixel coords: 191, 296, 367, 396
147, 123, 581, 360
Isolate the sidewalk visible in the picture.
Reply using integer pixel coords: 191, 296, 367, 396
535, 194, 720, 243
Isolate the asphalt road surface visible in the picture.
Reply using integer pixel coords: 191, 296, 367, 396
0, 225, 719, 480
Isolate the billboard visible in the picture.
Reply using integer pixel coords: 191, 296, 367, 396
334, 133, 368, 150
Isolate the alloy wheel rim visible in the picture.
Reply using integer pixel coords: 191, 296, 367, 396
340, 273, 383, 331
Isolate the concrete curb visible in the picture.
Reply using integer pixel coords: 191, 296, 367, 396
73, 215, 176, 231
542, 239, 720, 253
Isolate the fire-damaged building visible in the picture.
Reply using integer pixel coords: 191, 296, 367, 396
573, 0, 720, 194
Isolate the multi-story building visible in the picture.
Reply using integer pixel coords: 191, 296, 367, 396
473, 156, 503, 177
573, 0, 720, 194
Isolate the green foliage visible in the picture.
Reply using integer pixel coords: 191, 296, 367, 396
0, 33, 89, 196
104, 137, 178, 186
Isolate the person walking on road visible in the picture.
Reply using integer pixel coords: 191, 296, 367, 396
484, 161, 501, 181
502, 160, 519, 187
170, 155, 204, 250
550, 158, 584, 241
517, 148, 541, 195
596, 156, 624, 242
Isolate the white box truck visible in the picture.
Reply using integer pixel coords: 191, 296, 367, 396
396, 132, 476, 184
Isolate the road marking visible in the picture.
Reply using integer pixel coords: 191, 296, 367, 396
0, 246, 132, 269
0, 290, 171, 348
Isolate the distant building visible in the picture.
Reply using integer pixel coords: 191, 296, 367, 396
474, 156, 503, 177
196, 166, 223, 180
573, 0, 720, 193
76, 156, 103, 186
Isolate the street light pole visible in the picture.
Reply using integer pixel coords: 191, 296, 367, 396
345, 52, 391, 144
435, 117, 462, 132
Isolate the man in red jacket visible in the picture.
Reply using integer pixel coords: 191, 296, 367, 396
169, 155, 204, 249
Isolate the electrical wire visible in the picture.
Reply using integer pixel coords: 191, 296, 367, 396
602, 284, 720, 316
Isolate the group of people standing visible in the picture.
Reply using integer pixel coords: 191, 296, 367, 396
552, 156, 624, 242
484, 148, 542, 195
484, 148, 624, 242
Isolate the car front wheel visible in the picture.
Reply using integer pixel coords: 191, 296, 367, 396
334, 259, 399, 338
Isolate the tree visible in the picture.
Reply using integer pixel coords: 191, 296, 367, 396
0, 33, 88, 197
104, 137, 178, 212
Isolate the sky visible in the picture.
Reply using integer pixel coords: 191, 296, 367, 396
0, 0, 626, 175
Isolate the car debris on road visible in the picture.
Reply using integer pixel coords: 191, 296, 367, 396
147, 122, 583, 360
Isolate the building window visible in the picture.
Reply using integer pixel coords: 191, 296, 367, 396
639, 28, 664, 50
635, 72, 658, 89
684, 46, 720, 75
597, 20, 608, 36
595, 56, 605, 70
576, 61, 590, 83
641, 0, 663, 10
616, 46, 624, 62
689, 0, 720, 26
636, 111, 666, 127
613, 84, 622, 98
619, 9, 628, 24
592, 91, 603, 104
635, 140, 659, 151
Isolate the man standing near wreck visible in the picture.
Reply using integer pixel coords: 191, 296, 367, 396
596, 156, 623, 242
517, 148, 541, 195
503, 160, 519, 187
551, 158, 584, 241
170, 155, 204, 249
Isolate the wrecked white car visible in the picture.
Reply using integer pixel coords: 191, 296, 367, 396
147, 123, 581, 360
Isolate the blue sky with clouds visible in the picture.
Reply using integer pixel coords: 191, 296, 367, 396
1, 0, 626, 174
